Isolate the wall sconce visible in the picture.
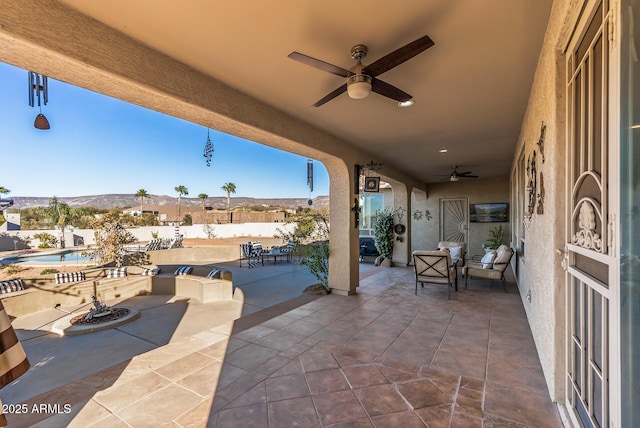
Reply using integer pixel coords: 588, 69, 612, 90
28, 71, 50, 130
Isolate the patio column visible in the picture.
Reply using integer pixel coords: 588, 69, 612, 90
326, 159, 359, 295
391, 182, 411, 266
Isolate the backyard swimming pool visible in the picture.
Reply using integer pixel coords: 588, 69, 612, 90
0, 249, 92, 265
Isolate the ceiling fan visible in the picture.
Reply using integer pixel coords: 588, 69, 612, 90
442, 166, 479, 182
288, 35, 434, 107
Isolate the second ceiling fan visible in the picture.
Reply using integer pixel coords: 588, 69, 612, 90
445, 166, 479, 182
288, 35, 434, 107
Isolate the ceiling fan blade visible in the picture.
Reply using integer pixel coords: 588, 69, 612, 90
457, 171, 473, 175
288, 52, 353, 78
363, 35, 434, 77
460, 175, 479, 178
312, 84, 347, 107
371, 78, 412, 102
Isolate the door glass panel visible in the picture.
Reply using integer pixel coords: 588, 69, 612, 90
592, 290, 603, 370
575, 253, 609, 284
592, 34, 603, 170
573, 277, 582, 339
620, 3, 640, 427
593, 371, 603, 427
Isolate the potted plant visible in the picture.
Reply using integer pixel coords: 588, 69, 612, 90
485, 224, 506, 252
372, 207, 395, 266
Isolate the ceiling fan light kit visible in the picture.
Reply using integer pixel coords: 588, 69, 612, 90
288, 35, 434, 107
347, 74, 372, 99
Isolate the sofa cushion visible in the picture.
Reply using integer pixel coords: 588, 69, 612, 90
55, 271, 86, 284
106, 267, 127, 278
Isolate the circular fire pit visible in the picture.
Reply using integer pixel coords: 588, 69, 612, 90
52, 306, 140, 336
69, 308, 128, 325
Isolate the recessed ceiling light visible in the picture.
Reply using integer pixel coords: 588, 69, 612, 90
398, 99, 414, 108
439, 149, 448, 153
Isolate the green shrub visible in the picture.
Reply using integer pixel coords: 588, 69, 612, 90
372, 207, 395, 259
5, 264, 22, 275
33, 232, 58, 248
300, 240, 329, 289
486, 225, 506, 249
40, 268, 60, 275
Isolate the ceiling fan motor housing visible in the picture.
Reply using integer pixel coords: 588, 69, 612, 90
350, 45, 368, 60
347, 45, 372, 99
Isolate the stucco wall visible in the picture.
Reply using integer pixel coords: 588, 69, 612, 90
508, 0, 577, 402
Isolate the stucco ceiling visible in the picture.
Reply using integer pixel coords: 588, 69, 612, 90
59, 0, 552, 183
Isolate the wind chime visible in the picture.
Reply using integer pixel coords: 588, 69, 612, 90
307, 159, 314, 206
28, 71, 50, 130
203, 129, 214, 166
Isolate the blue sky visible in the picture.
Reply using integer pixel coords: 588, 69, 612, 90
0, 61, 329, 199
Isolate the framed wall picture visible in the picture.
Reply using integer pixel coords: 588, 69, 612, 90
469, 203, 509, 222
364, 176, 380, 192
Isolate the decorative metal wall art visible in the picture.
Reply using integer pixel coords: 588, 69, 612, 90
394, 207, 405, 222
352, 198, 361, 228
537, 122, 546, 163
356, 161, 383, 193
412, 210, 432, 221
536, 171, 545, 215
525, 150, 537, 219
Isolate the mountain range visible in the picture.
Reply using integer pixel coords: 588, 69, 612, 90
7, 194, 330, 210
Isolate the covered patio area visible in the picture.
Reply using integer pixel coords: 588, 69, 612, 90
5, 265, 561, 427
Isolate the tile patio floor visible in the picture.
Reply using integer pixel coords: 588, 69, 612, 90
4, 264, 562, 427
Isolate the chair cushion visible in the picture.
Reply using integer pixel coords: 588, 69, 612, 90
174, 266, 193, 275
0, 279, 25, 294
494, 247, 512, 265
481, 252, 496, 269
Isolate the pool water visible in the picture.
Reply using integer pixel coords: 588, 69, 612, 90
1, 249, 92, 265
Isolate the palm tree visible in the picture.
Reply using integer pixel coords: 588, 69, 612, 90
135, 189, 149, 214
0, 187, 10, 198
175, 185, 189, 219
46, 196, 77, 248
198, 193, 208, 210
221, 182, 236, 223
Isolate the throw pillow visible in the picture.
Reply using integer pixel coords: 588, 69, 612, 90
481, 252, 495, 269
448, 246, 462, 263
